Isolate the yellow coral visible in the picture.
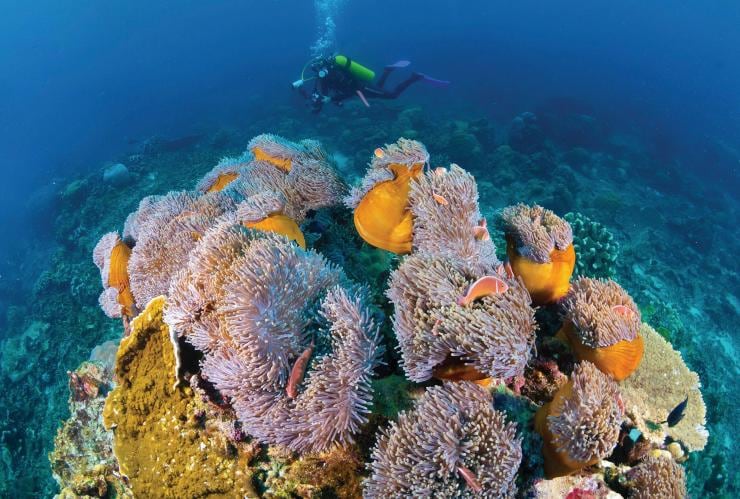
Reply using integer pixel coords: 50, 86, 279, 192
102, 297, 256, 498
619, 323, 708, 451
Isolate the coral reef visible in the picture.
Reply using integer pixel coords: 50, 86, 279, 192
565, 211, 619, 278
28, 128, 725, 498
365, 382, 522, 498
620, 323, 708, 452
102, 297, 257, 497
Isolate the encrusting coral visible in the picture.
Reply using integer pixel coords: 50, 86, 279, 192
500, 203, 576, 304
364, 382, 522, 498
620, 323, 708, 452
102, 297, 256, 498
625, 454, 687, 499
559, 277, 644, 381
534, 361, 623, 478
346, 138, 429, 254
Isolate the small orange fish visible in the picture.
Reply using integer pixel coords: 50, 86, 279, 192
457, 465, 482, 493
457, 275, 509, 306
286, 343, 314, 399
433, 193, 449, 205
612, 304, 634, 318
374, 147, 385, 159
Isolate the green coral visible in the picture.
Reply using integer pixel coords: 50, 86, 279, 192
565, 211, 619, 278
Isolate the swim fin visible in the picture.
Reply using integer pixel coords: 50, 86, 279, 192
386, 60, 411, 69
414, 72, 450, 87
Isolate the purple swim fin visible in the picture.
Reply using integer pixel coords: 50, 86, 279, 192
415, 72, 450, 88
386, 60, 411, 69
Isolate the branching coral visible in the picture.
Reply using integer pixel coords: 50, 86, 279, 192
346, 138, 428, 253
409, 164, 499, 273
564, 212, 619, 278
387, 253, 535, 382
620, 323, 708, 452
500, 203, 575, 304
535, 361, 623, 478
364, 382, 522, 498
626, 455, 687, 499
560, 277, 644, 381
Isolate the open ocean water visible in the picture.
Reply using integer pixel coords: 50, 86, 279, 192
0, 1, 738, 497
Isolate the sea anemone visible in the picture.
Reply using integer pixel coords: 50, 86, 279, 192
180, 234, 382, 452
128, 191, 236, 308
247, 133, 322, 173
559, 277, 644, 381
409, 164, 499, 273
346, 138, 428, 254
364, 382, 522, 498
164, 214, 253, 353
387, 253, 536, 383
195, 152, 252, 193
625, 455, 687, 499
92, 232, 135, 318
236, 192, 306, 248
534, 361, 623, 478
500, 203, 575, 304
228, 141, 346, 223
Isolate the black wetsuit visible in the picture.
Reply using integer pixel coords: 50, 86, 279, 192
299, 57, 422, 113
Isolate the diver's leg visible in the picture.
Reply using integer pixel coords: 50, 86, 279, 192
377, 60, 411, 89
386, 72, 425, 98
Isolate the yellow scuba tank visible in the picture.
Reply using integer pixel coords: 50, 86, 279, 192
334, 55, 375, 81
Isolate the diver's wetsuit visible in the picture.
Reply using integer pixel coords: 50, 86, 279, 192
300, 57, 423, 113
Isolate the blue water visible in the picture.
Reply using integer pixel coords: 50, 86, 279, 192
1, 0, 738, 496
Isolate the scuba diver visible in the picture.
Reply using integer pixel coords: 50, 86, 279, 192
292, 55, 449, 113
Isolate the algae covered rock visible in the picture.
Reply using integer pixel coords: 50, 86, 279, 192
620, 323, 708, 452
49, 361, 130, 498
102, 296, 255, 498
